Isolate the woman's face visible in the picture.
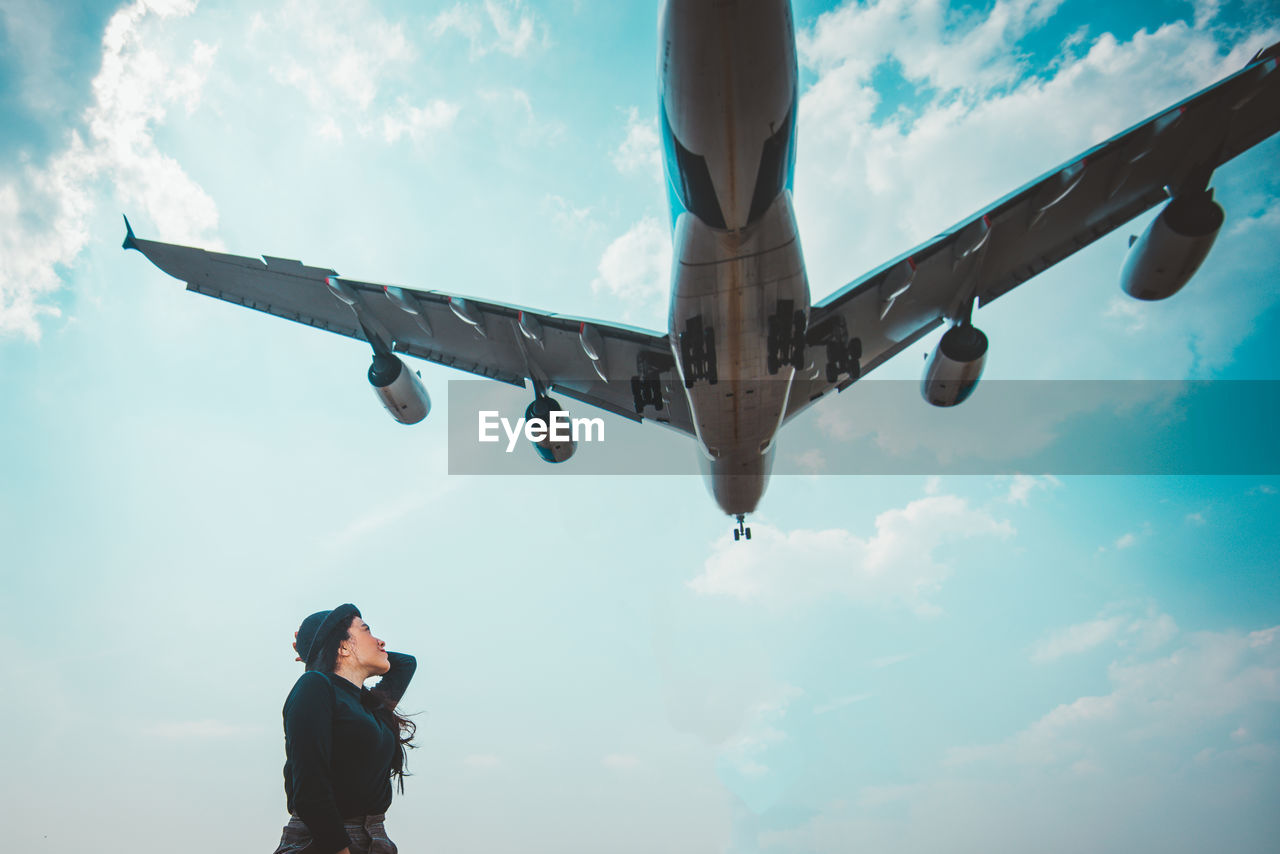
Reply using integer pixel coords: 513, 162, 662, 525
341, 617, 391, 676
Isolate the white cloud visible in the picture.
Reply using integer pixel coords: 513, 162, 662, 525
483, 0, 538, 56
612, 107, 662, 180
317, 116, 343, 142
592, 216, 672, 315
1104, 295, 1150, 333
689, 491, 1013, 613
1001, 474, 1061, 504
792, 448, 828, 474
773, 623, 1280, 852
380, 97, 460, 144
954, 623, 1280, 767
430, 0, 543, 59
800, 0, 1066, 101
0, 0, 218, 340
719, 686, 802, 778
1032, 607, 1178, 662
1227, 198, 1280, 237
264, 0, 414, 113
1192, 0, 1222, 30
1127, 611, 1179, 649
477, 87, 564, 146
255, 0, 460, 146
1114, 532, 1137, 549
543, 194, 595, 232
1248, 625, 1278, 648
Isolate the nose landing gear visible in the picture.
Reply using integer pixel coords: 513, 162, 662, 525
733, 515, 752, 542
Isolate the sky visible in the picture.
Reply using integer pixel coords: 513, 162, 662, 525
1, 0, 1279, 851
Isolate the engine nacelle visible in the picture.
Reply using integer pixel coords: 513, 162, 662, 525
1121, 192, 1224, 301
525, 396, 577, 463
368, 354, 430, 425
922, 324, 987, 407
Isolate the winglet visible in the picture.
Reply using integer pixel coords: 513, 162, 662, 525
1247, 41, 1280, 68
122, 214, 138, 251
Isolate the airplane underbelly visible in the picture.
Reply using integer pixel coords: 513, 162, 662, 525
670, 193, 809, 462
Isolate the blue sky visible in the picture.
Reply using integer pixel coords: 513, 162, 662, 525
1, 1, 1279, 851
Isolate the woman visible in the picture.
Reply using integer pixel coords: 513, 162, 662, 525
272, 604, 416, 854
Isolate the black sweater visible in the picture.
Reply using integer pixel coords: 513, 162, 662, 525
282, 652, 416, 854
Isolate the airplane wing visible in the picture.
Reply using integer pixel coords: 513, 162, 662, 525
124, 228, 694, 434
787, 41, 1280, 421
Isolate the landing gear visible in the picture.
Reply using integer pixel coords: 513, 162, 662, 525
766, 299, 807, 374
806, 315, 862, 384
630, 350, 675, 413
825, 336, 862, 383
679, 315, 718, 387
732, 514, 752, 542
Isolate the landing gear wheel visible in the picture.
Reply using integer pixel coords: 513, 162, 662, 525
732, 514, 750, 543
745, 527, 752, 540
734, 529, 741, 542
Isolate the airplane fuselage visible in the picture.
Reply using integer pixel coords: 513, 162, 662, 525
660, 0, 806, 516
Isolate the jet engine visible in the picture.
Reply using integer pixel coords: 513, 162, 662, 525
525, 395, 577, 463
1121, 190, 1224, 301
922, 324, 987, 407
368, 353, 430, 425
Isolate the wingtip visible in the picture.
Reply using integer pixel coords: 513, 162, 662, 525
1247, 41, 1280, 68
121, 214, 138, 251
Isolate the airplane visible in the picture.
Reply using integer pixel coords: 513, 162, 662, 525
125, 0, 1280, 541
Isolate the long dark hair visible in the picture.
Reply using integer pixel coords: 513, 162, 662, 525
310, 616, 417, 792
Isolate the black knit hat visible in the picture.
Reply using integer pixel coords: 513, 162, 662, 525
295, 604, 361, 668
